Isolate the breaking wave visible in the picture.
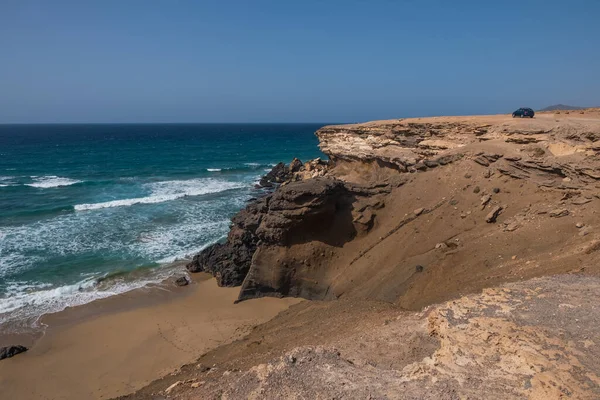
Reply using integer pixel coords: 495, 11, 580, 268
74, 178, 245, 211
26, 176, 83, 188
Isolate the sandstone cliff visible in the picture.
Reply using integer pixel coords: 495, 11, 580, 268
125, 111, 600, 400
188, 112, 600, 307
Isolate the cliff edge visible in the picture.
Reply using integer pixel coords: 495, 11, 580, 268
188, 112, 600, 308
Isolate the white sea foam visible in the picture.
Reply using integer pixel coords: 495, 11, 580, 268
0, 176, 16, 187
74, 178, 245, 211
206, 168, 222, 172
26, 176, 83, 188
155, 234, 227, 264
0, 174, 253, 329
0, 267, 183, 328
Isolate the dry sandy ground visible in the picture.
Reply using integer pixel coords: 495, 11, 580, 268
0, 274, 299, 400
124, 274, 600, 400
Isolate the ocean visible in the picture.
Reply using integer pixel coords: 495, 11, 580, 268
0, 123, 325, 330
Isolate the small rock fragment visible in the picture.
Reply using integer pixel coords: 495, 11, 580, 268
415, 265, 424, 273
481, 195, 492, 208
486, 206, 503, 223
576, 222, 584, 229
414, 208, 424, 216
493, 188, 500, 194
435, 242, 448, 250
473, 186, 481, 194
196, 363, 211, 372
549, 209, 569, 218
504, 222, 520, 232
165, 381, 182, 394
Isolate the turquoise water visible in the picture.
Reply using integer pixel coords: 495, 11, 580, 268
0, 124, 325, 328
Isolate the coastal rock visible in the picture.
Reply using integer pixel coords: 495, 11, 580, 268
174, 276, 189, 286
188, 177, 363, 291
256, 158, 329, 188
0, 345, 27, 361
258, 162, 288, 187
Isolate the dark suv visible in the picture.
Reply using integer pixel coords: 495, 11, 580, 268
512, 108, 535, 118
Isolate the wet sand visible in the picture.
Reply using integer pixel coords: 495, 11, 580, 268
0, 274, 300, 399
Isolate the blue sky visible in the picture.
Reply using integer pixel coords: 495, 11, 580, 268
1, 0, 599, 123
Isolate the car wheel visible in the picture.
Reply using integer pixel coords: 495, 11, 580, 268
530, 115, 534, 118
520, 115, 524, 118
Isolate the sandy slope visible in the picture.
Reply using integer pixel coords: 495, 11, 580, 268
122, 111, 600, 399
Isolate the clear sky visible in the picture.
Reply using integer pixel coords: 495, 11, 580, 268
1, 0, 599, 123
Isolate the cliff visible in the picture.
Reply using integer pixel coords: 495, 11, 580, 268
125, 111, 600, 399
188, 112, 600, 307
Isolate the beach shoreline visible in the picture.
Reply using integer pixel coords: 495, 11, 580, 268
0, 272, 301, 399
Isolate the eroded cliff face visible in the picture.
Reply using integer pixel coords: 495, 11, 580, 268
188, 112, 600, 305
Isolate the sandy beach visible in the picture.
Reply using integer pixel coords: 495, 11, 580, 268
0, 274, 300, 400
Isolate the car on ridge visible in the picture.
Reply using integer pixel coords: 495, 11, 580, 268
512, 107, 535, 118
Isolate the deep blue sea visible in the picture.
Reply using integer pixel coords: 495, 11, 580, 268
0, 123, 325, 329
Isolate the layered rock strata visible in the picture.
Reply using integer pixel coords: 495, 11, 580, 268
188, 113, 600, 304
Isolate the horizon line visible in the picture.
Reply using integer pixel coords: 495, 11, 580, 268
0, 121, 344, 126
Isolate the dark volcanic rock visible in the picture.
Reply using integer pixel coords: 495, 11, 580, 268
174, 276, 189, 286
0, 345, 27, 360
288, 157, 303, 173
187, 177, 364, 295
258, 158, 304, 188
186, 195, 266, 286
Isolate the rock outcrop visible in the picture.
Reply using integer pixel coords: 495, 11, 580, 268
187, 175, 391, 299
257, 158, 329, 188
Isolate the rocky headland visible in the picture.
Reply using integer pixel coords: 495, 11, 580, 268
126, 110, 600, 399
